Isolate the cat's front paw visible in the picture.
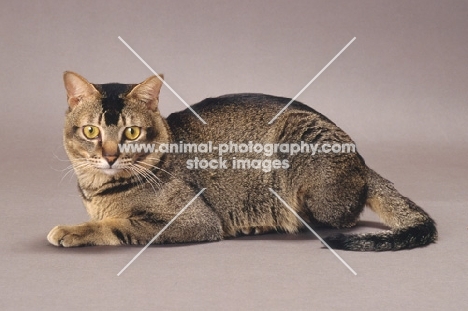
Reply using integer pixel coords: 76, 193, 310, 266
47, 224, 95, 247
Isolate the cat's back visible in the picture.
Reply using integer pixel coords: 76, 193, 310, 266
166, 93, 335, 142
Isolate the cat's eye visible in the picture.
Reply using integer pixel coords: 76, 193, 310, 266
124, 126, 141, 140
83, 125, 100, 139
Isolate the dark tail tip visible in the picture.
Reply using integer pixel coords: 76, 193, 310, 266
323, 221, 437, 251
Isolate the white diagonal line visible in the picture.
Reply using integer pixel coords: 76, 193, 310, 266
268, 188, 357, 276
117, 188, 206, 276
118, 36, 207, 125
268, 37, 356, 124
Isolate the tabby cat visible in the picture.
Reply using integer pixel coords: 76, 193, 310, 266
47, 71, 437, 251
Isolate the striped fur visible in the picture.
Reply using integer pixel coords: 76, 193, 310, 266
48, 72, 437, 251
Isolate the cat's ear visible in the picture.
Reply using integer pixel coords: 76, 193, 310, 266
63, 71, 100, 109
127, 75, 164, 111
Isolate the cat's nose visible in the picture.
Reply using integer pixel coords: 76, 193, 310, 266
102, 141, 119, 166
104, 155, 118, 166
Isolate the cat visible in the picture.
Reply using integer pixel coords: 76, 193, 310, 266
47, 71, 437, 251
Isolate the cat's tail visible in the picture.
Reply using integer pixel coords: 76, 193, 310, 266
324, 168, 437, 251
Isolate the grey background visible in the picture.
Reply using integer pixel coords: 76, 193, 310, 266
1, 0, 467, 310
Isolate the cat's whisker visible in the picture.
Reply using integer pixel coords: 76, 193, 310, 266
137, 155, 171, 165
135, 164, 162, 186
136, 160, 176, 178
133, 163, 163, 189
50, 156, 84, 175
59, 160, 90, 184
133, 164, 162, 188
52, 152, 72, 162
59, 168, 76, 185
129, 165, 148, 190
130, 164, 159, 194
123, 167, 145, 191
51, 163, 75, 173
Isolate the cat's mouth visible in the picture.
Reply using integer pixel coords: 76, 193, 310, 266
94, 160, 124, 176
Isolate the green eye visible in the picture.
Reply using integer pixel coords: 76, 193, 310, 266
83, 125, 100, 139
124, 126, 141, 140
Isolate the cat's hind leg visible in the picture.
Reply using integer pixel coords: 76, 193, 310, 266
297, 156, 368, 230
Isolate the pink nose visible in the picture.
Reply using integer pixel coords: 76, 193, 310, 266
104, 155, 117, 165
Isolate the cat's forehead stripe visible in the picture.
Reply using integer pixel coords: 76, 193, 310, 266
95, 83, 131, 126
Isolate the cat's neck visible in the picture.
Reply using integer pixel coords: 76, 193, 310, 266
75, 163, 171, 197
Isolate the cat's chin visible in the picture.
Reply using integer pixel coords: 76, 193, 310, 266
100, 168, 122, 176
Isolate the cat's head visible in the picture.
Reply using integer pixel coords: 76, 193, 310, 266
63, 71, 171, 186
